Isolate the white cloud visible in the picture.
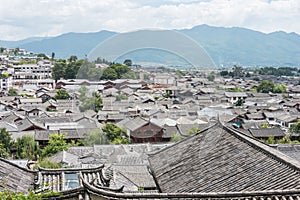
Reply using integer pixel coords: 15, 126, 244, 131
0, 0, 299, 40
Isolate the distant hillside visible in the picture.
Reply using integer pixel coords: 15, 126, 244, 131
0, 31, 116, 59
179, 25, 300, 66
1, 25, 300, 66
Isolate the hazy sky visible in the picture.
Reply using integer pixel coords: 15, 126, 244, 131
0, 0, 299, 40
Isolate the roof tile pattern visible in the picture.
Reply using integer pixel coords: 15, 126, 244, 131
0, 158, 36, 193
149, 124, 300, 193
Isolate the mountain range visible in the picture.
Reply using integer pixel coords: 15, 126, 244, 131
1, 25, 300, 67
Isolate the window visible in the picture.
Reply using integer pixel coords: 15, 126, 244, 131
65, 173, 79, 190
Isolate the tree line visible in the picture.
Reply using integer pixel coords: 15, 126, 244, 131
0, 123, 129, 167
220, 65, 299, 78
52, 56, 136, 81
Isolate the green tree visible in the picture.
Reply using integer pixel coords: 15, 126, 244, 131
102, 123, 130, 144
78, 86, 88, 101
113, 63, 131, 78
170, 133, 185, 142
65, 60, 82, 79
37, 159, 62, 169
265, 136, 275, 144
121, 70, 136, 79
51, 52, 55, 60
123, 59, 132, 66
0, 143, 9, 158
111, 137, 130, 145
52, 58, 84, 80
0, 72, 9, 79
102, 67, 118, 80
186, 127, 200, 135
273, 84, 287, 93
37, 53, 49, 60
0, 128, 12, 158
116, 94, 128, 101
15, 135, 40, 160
258, 67, 296, 76
0, 47, 5, 53
261, 123, 269, 128
207, 73, 215, 82
8, 88, 18, 96
52, 60, 67, 81
220, 70, 229, 77
41, 134, 68, 158
232, 65, 244, 77
290, 119, 300, 134
13, 47, 19, 55
175, 70, 185, 77
256, 80, 275, 93
79, 92, 103, 112
54, 89, 70, 100
77, 59, 102, 81
68, 55, 77, 62
83, 129, 109, 146
95, 57, 110, 64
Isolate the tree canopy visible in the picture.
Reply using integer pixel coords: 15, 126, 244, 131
256, 80, 286, 93
256, 67, 297, 76
41, 134, 69, 158
0, 128, 12, 158
290, 119, 300, 134
52, 57, 84, 81
8, 88, 18, 96
256, 80, 275, 93
102, 63, 136, 80
52, 57, 136, 81
54, 89, 70, 100
15, 135, 40, 160
78, 86, 103, 112
83, 129, 109, 146
123, 59, 132, 66
102, 123, 130, 144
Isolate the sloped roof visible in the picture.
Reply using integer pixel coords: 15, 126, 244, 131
249, 128, 285, 138
0, 158, 36, 193
19, 98, 43, 104
113, 165, 156, 189
80, 178, 300, 199
3, 111, 25, 123
225, 92, 248, 98
16, 117, 45, 131
48, 150, 80, 166
0, 121, 18, 132
35, 129, 86, 141
271, 144, 300, 162
149, 123, 300, 193
121, 117, 149, 131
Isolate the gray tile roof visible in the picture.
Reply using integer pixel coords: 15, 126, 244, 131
225, 92, 248, 98
80, 179, 300, 199
16, 117, 45, 131
249, 128, 285, 138
0, 121, 18, 132
271, 144, 300, 162
113, 165, 156, 189
149, 123, 300, 193
0, 158, 36, 193
121, 117, 149, 131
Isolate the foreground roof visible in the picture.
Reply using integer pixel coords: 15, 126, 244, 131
148, 123, 300, 193
0, 158, 36, 193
